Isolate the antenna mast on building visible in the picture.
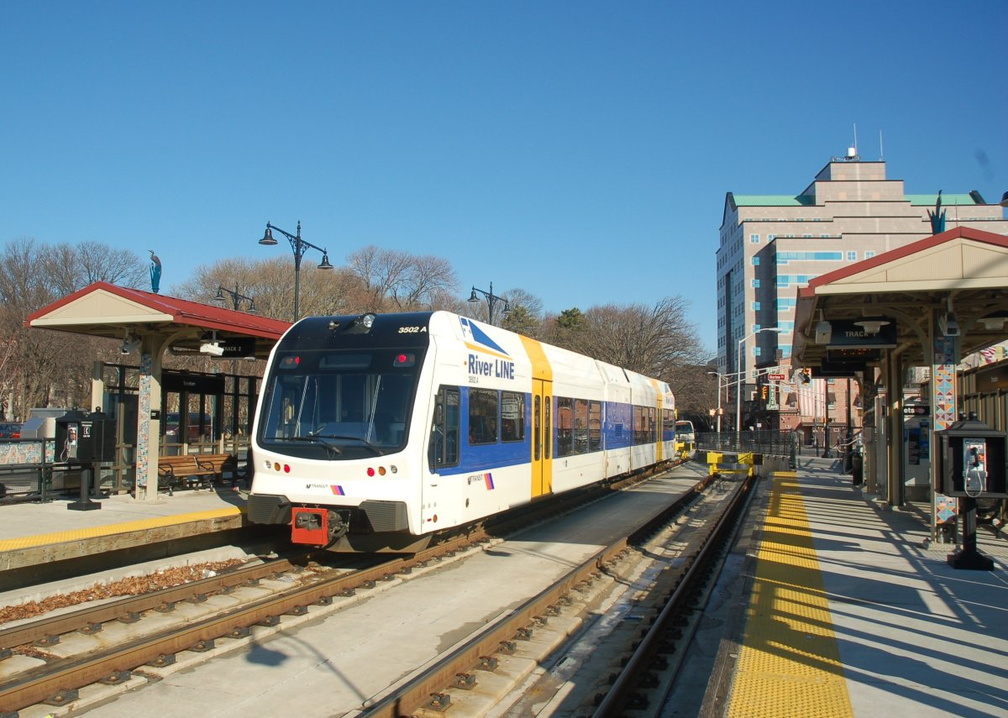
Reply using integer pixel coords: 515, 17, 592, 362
843, 123, 860, 161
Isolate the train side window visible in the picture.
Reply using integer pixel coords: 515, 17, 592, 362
544, 397, 551, 459
501, 391, 525, 442
573, 399, 588, 454
555, 397, 573, 457
428, 386, 459, 470
469, 389, 499, 445
534, 395, 541, 461
588, 401, 602, 452
445, 389, 460, 464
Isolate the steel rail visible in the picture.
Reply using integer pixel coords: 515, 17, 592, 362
358, 473, 711, 717
593, 473, 755, 716
0, 556, 302, 651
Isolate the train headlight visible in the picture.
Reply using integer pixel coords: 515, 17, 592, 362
346, 313, 376, 334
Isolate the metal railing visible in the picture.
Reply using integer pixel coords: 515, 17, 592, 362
0, 439, 53, 503
697, 430, 794, 457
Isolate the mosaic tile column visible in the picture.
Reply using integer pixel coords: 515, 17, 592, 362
931, 331, 958, 535
136, 351, 154, 500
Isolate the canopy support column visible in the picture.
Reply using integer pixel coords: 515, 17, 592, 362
929, 308, 960, 540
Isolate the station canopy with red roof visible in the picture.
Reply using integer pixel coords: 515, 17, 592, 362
792, 226, 1008, 371
25, 281, 291, 360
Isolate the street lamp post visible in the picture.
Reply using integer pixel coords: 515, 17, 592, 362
707, 370, 724, 437
467, 281, 511, 326
213, 284, 256, 313
258, 221, 333, 321
736, 327, 784, 441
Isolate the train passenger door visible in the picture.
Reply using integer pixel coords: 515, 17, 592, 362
531, 379, 552, 498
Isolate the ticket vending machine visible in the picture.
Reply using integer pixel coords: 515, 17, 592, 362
935, 414, 1007, 570
903, 400, 931, 501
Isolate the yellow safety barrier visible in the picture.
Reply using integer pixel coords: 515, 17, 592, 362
705, 450, 760, 478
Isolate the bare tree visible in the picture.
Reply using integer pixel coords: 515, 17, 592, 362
579, 297, 704, 379
569, 297, 716, 421
396, 255, 457, 310
346, 245, 410, 311
0, 238, 55, 311
665, 361, 721, 430
300, 266, 369, 317
0, 238, 146, 418
50, 241, 147, 292
176, 256, 294, 321
347, 245, 458, 312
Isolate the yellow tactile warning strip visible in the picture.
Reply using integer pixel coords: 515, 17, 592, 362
727, 471, 854, 718
0, 507, 243, 553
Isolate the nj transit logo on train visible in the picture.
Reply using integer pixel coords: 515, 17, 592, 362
460, 317, 515, 380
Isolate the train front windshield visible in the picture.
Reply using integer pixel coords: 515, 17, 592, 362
258, 348, 423, 460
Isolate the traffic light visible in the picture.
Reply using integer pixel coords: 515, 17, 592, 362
760, 385, 769, 401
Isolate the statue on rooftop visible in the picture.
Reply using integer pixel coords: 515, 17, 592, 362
928, 190, 946, 235
149, 250, 162, 294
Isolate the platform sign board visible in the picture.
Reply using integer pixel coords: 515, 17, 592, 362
218, 338, 256, 358
977, 362, 1008, 391
827, 319, 897, 349
163, 370, 225, 394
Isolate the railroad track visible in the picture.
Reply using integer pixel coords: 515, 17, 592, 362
356, 470, 753, 717
0, 539, 468, 714
1, 459, 695, 716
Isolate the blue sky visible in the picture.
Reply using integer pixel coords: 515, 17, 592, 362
3, 2, 1006, 354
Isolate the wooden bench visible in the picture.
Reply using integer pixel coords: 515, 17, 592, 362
158, 453, 237, 493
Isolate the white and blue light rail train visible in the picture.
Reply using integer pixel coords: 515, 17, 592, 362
247, 311, 677, 551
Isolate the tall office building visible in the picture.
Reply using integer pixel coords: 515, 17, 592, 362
716, 152, 1008, 439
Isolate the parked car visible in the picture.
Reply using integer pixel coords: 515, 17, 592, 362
0, 422, 22, 439
165, 412, 212, 441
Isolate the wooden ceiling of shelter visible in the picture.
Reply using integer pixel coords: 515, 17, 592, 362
792, 227, 1008, 370
25, 282, 291, 361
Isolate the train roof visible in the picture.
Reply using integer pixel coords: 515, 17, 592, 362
279, 310, 673, 400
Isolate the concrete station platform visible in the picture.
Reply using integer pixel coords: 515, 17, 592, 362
0, 489, 247, 591
714, 457, 1008, 718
